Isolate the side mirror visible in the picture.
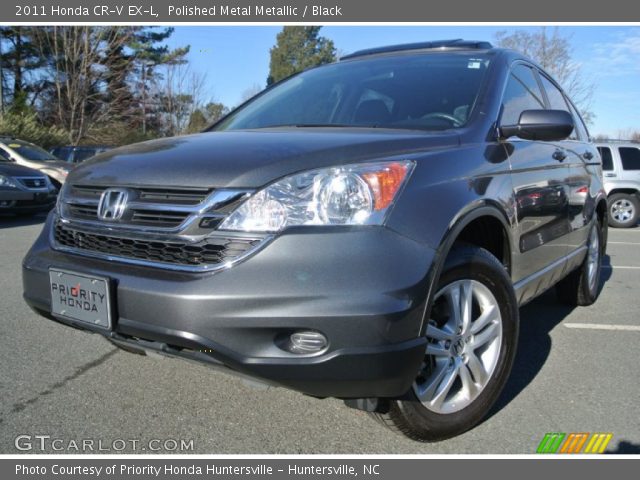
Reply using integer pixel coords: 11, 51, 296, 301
500, 109, 574, 141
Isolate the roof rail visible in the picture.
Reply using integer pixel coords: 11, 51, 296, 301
341, 39, 493, 60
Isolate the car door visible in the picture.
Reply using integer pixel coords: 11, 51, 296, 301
501, 63, 571, 285
537, 73, 599, 255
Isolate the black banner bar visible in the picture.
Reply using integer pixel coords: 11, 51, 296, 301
3, 0, 640, 23
3, 458, 638, 480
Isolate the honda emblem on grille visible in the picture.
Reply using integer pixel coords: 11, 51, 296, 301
97, 188, 129, 221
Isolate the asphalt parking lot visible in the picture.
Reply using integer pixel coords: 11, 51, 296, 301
0, 214, 639, 454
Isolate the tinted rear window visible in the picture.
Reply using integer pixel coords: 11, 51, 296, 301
597, 147, 614, 171
619, 147, 640, 170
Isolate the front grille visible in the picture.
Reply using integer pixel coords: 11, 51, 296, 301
62, 185, 217, 229
70, 185, 107, 198
68, 204, 98, 219
70, 185, 211, 205
54, 220, 263, 268
137, 187, 211, 205
130, 210, 191, 227
16, 177, 48, 189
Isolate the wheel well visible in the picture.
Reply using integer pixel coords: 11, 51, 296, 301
453, 216, 511, 274
608, 188, 639, 197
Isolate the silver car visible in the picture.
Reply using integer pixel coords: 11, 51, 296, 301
0, 137, 71, 189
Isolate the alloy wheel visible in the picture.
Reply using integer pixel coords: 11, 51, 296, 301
414, 280, 503, 414
611, 199, 635, 223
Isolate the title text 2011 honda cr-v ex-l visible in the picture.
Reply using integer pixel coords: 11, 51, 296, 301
23, 40, 607, 441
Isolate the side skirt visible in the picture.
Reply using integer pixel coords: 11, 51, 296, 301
514, 246, 587, 306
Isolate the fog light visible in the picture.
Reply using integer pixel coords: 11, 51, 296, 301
290, 331, 328, 353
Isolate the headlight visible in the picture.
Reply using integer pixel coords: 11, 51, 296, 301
219, 160, 415, 233
0, 175, 18, 188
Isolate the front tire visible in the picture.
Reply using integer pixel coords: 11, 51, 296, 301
370, 245, 519, 442
608, 193, 639, 228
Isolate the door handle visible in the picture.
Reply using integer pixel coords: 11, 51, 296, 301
552, 150, 567, 162
604, 173, 617, 177
583, 151, 594, 160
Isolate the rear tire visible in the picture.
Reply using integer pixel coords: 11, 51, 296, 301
607, 193, 639, 228
556, 219, 603, 306
369, 245, 519, 442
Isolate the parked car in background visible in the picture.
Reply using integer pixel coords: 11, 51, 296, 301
51, 145, 113, 164
0, 137, 71, 189
596, 141, 640, 228
0, 160, 57, 215
23, 40, 607, 442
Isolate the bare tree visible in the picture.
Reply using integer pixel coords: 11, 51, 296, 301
153, 62, 207, 136
495, 27, 596, 124
31, 26, 134, 144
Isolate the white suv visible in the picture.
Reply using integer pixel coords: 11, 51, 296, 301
597, 142, 640, 228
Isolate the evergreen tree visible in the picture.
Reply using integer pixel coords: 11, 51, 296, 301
0, 27, 48, 106
267, 27, 336, 85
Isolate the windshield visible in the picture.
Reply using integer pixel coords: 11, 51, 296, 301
214, 52, 491, 132
5, 140, 58, 162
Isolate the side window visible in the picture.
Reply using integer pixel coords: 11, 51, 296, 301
597, 147, 614, 171
500, 64, 545, 126
539, 74, 587, 141
566, 101, 589, 141
539, 75, 568, 111
0, 148, 11, 161
619, 147, 640, 171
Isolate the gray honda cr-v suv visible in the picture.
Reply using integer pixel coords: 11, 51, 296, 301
23, 40, 607, 441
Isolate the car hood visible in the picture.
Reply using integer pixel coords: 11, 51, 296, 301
69, 129, 460, 189
0, 162, 47, 177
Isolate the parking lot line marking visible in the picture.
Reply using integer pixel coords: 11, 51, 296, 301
607, 241, 640, 245
601, 265, 640, 269
564, 323, 640, 331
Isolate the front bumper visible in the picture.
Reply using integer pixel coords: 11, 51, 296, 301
23, 213, 436, 398
0, 189, 56, 213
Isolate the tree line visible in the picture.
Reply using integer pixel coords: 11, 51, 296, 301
0, 26, 230, 148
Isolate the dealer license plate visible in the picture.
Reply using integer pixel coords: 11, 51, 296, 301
49, 269, 112, 329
